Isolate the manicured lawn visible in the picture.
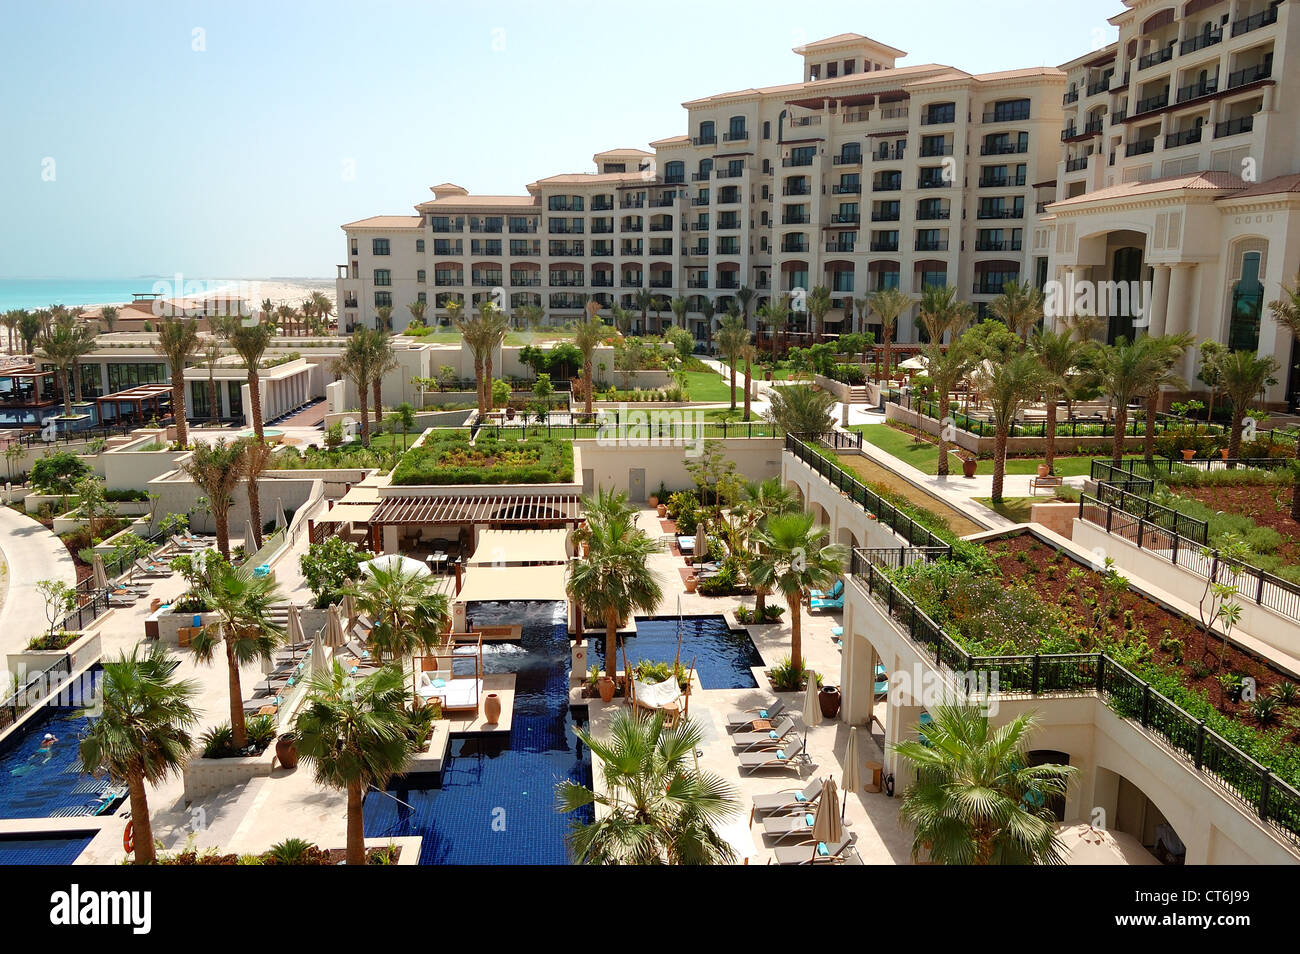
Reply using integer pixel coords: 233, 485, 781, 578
854, 424, 1094, 477
681, 370, 734, 403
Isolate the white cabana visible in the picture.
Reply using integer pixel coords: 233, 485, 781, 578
360, 554, 431, 578
467, 528, 569, 566
897, 355, 929, 371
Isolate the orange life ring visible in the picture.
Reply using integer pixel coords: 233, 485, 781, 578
123, 819, 134, 854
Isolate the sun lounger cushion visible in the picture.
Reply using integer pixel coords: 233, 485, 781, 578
632, 677, 681, 710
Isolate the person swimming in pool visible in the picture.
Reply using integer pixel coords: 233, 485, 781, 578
11, 734, 58, 775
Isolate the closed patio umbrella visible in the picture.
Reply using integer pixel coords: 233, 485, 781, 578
841, 726, 862, 823
274, 497, 287, 532
340, 592, 357, 632
92, 552, 109, 590
694, 525, 707, 567
804, 674, 823, 729
285, 603, 305, 659
811, 778, 843, 857
308, 628, 330, 681
244, 519, 259, 553
322, 603, 347, 648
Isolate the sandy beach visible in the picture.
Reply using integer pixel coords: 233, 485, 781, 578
77, 277, 337, 312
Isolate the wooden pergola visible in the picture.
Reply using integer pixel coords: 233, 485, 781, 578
365, 492, 582, 555
95, 384, 172, 424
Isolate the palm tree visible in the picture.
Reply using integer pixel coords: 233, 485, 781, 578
807, 285, 833, 342
870, 287, 911, 381
346, 563, 451, 666
221, 317, 273, 440
749, 512, 847, 672
370, 329, 399, 430
714, 310, 749, 411
201, 338, 224, 424
277, 303, 296, 338
79, 644, 199, 865
736, 285, 756, 333
669, 296, 687, 331
738, 340, 757, 422
375, 304, 393, 333
242, 436, 275, 550
180, 437, 247, 558
990, 280, 1046, 343
764, 382, 836, 436
157, 317, 201, 445
574, 303, 606, 417
556, 710, 741, 864
1096, 337, 1165, 464
1030, 328, 1090, 474
735, 477, 799, 618
388, 401, 417, 449
1210, 349, 1280, 459
1138, 334, 1193, 461
634, 288, 653, 335
407, 298, 428, 328
973, 352, 1049, 503
567, 498, 663, 675
295, 661, 416, 865
310, 290, 334, 334
333, 327, 381, 447
36, 315, 93, 418
891, 705, 1076, 865
100, 304, 120, 333
698, 297, 716, 341
195, 562, 285, 749
1, 309, 20, 352
18, 311, 42, 354
452, 303, 490, 416
919, 285, 976, 477
1267, 283, 1300, 519
757, 295, 790, 356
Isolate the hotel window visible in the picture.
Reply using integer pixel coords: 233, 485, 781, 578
826, 61, 838, 78
417, 269, 426, 283
761, 184, 769, 199
417, 292, 427, 303
416, 239, 425, 252
190, 381, 210, 420
728, 116, 746, 140
375, 291, 393, 308
664, 160, 685, 184
762, 121, 771, 140
374, 269, 392, 286
924, 102, 955, 125
79, 364, 103, 398
1228, 250, 1265, 352
227, 381, 243, 419
106, 362, 166, 393
917, 270, 947, 292
372, 238, 390, 256
698, 120, 716, 144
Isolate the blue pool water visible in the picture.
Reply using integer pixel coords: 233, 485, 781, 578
0, 672, 121, 820
0, 832, 96, 865
589, 615, 764, 690
363, 601, 593, 864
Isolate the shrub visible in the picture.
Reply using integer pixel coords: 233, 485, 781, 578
264, 838, 324, 865
390, 432, 572, 485
769, 656, 819, 692
299, 536, 365, 608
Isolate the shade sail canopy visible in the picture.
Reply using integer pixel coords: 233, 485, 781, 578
1057, 823, 1160, 865
455, 563, 569, 604
361, 554, 431, 578
370, 493, 582, 527
314, 502, 378, 525
468, 528, 570, 565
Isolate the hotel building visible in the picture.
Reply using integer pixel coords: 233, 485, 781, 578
339, 0, 1300, 408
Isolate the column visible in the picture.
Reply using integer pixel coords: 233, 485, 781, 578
1164, 263, 1194, 337
1146, 264, 1171, 337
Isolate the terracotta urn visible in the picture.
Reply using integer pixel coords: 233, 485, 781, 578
685, 575, 698, 594
275, 733, 298, 769
1037, 463, 1050, 478
657, 503, 667, 518
961, 457, 978, 479
483, 692, 502, 724
818, 686, 842, 719
648, 494, 659, 508
597, 676, 616, 703
1182, 448, 1196, 461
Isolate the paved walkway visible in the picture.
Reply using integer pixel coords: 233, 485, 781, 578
0, 505, 77, 656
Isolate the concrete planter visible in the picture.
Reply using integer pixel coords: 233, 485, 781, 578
6, 630, 101, 681
183, 746, 278, 804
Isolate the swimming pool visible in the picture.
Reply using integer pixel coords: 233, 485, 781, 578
0, 832, 97, 865
589, 615, 764, 690
0, 671, 121, 820
363, 601, 593, 864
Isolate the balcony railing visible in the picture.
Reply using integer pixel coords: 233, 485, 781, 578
830, 213, 860, 224
920, 110, 955, 126
1176, 78, 1217, 102
974, 238, 1022, 251
715, 167, 746, 179
833, 153, 864, 165
691, 171, 710, 181
917, 176, 950, 189
826, 240, 856, 253
872, 209, 902, 222
1181, 28, 1222, 54
972, 280, 1013, 295
508, 222, 538, 233
780, 241, 809, 253
833, 183, 862, 194
1215, 115, 1255, 138
1064, 157, 1089, 173
1165, 127, 1203, 148
982, 105, 1031, 123
1134, 90, 1169, 115
880, 106, 909, 121
783, 184, 811, 196
914, 238, 949, 251
918, 143, 954, 158
1064, 89, 1080, 104
692, 134, 717, 145
979, 174, 1028, 187
782, 156, 815, 167
781, 214, 810, 225
1137, 45, 1174, 70
1086, 76, 1112, 96
976, 206, 1024, 219
870, 239, 899, 252
873, 146, 905, 161
722, 130, 749, 142
980, 141, 1028, 156
1231, 6, 1279, 37
874, 179, 902, 192
1125, 138, 1156, 156
1227, 63, 1273, 89
915, 208, 950, 220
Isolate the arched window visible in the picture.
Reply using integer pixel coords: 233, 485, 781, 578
1229, 250, 1265, 352
664, 160, 684, 184
698, 120, 715, 144
698, 158, 713, 179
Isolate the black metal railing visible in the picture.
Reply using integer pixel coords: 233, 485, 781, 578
1090, 484, 1209, 544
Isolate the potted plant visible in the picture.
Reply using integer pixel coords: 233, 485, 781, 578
275, 732, 298, 769
1181, 448, 1197, 461
960, 454, 978, 479
657, 502, 667, 518
1037, 462, 1050, 478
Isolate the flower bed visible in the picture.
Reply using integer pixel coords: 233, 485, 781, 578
390, 431, 572, 485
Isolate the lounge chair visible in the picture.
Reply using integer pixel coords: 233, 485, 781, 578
770, 835, 856, 865
751, 778, 824, 817
738, 736, 807, 775
810, 579, 844, 601
732, 717, 799, 751
630, 675, 682, 716
726, 698, 785, 731
810, 591, 844, 612
762, 810, 820, 843
133, 559, 171, 578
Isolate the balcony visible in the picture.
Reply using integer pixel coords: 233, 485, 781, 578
870, 239, 899, 252
508, 222, 538, 233
915, 208, 950, 221
826, 240, 856, 253
548, 277, 585, 288
620, 278, 643, 288
688, 244, 707, 256
1064, 157, 1089, 173
591, 223, 614, 234
833, 153, 864, 166
687, 278, 709, 289
979, 174, 1028, 187
872, 209, 902, 222
833, 183, 862, 194
547, 202, 578, 213
716, 218, 741, 231
1125, 138, 1156, 156
342, 297, 358, 308
874, 179, 902, 192
723, 129, 748, 142
1165, 127, 1203, 148
920, 110, 955, 126
982, 105, 1031, 123
917, 176, 949, 190
621, 223, 644, 233
783, 184, 811, 196
880, 106, 909, 121
1064, 89, 1080, 104
1086, 77, 1112, 96
620, 199, 645, 209
1134, 90, 1169, 115
873, 146, 905, 161
433, 244, 463, 256
691, 171, 711, 182
781, 213, 811, 225
649, 196, 677, 207
715, 243, 740, 256
469, 223, 502, 234
974, 238, 1022, 252
649, 278, 673, 289
1231, 6, 1279, 37
1060, 126, 1078, 141
472, 277, 503, 288
716, 277, 740, 290
691, 197, 710, 207
980, 141, 1028, 156
831, 212, 860, 225
976, 206, 1024, 219
1215, 115, 1255, 138
1226, 63, 1273, 89
648, 222, 674, 232
973, 279, 1014, 295
914, 238, 949, 252
782, 155, 815, 167
549, 223, 583, 234
1181, 28, 1222, 54
1176, 78, 1218, 102
1137, 45, 1174, 71
918, 143, 954, 158
780, 240, 809, 253
511, 276, 542, 287
693, 134, 717, 146
589, 277, 613, 288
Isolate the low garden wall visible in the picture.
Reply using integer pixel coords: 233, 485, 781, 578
5, 630, 101, 681
885, 402, 1145, 456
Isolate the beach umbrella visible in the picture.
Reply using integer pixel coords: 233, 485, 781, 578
804, 675, 823, 729
259, 650, 277, 693
92, 552, 109, 590
694, 524, 707, 566
340, 592, 357, 631
841, 726, 862, 823
323, 603, 347, 648
285, 603, 305, 659
274, 497, 287, 532
810, 778, 843, 858
309, 628, 330, 681
361, 554, 430, 578
244, 519, 259, 552
898, 355, 928, 372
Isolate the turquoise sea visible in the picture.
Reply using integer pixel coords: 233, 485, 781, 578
0, 278, 331, 311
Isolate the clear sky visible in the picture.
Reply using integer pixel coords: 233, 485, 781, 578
0, 0, 1121, 280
